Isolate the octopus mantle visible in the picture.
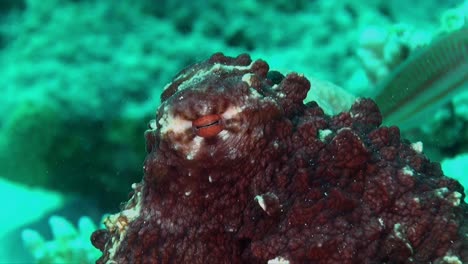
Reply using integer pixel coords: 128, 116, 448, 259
92, 53, 468, 264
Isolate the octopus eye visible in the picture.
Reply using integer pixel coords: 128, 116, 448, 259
192, 114, 224, 138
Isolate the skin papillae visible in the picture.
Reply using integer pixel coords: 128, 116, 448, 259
91, 53, 468, 264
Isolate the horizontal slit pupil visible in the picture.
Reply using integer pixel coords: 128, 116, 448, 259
197, 120, 220, 129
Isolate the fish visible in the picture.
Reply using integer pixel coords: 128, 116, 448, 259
374, 26, 468, 130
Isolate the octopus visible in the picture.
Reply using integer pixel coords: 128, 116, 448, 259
91, 53, 468, 263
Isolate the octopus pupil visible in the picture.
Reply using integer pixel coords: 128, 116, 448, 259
196, 120, 219, 129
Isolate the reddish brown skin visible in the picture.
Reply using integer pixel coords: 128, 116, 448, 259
92, 53, 468, 263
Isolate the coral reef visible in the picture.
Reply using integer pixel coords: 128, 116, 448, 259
22, 215, 101, 264
92, 54, 468, 263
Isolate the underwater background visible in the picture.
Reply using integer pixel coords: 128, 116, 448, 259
0, 0, 467, 263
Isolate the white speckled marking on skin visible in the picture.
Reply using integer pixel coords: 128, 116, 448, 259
175, 69, 213, 93
268, 83, 284, 97
222, 105, 243, 119
268, 256, 290, 264
241, 73, 254, 85
148, 119, 157, 130
392, 223, 413, 254
175, 61, 255, 93
194, 103, 210, 116
401, 166, 414, 176
435, 187, 449, 198
218, 130, 230, 140
227, 147, 239, 159
186, 136, 203, 160
448, 191, 462, 206
393, 223, 403, 238
249, 88, 263, 98
105, 183, 143, 262
254, 195, 267, 212
158, 105, 192, 135
442, 255, 462, 264
378, 217, 384, 227
411, 141, 423, 153
318, 129, 333, 142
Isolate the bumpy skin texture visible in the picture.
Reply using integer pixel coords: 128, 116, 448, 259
92, 53, 468, 263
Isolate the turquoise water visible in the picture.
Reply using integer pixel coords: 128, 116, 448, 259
0, 0, 467, 263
